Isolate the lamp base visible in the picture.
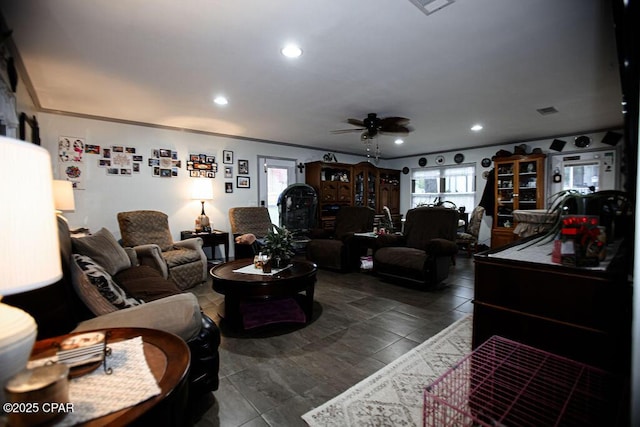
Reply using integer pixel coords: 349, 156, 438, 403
199, 214, 211, 233
0, 302, 37, 405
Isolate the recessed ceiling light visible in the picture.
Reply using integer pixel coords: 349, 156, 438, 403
471, 124, 483, 132
213, 96, 228, 106
281, 44, 303, 58
394, 138, 404, 145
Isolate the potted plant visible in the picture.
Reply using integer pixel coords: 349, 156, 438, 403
263, 224, 295, 268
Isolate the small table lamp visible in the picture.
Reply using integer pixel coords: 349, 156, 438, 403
191, 180, 213, 232
52, 179, 75, 214
0, 137, 62, 405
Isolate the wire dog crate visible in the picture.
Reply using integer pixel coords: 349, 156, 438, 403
423, 336, 623, 426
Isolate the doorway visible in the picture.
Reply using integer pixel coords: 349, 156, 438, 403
257, 157, 297, 224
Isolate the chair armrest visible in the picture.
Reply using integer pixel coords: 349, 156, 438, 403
375, 233, 406, 249
425, 238, 458, 256
175, 237, 203, 250
131, 244, 169, 278
73, 293, 202, 341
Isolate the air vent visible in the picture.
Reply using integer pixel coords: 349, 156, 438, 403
408, 0, 455, 16
537, 106, 559, 115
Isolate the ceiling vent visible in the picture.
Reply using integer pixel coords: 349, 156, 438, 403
408, 0, 455, 16
536, 106, 559, 116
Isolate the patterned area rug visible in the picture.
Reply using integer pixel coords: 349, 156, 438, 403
302, 314, 472, 427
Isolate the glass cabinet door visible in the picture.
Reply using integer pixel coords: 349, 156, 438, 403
517, 159, 540, 210
496, 161, 515, 228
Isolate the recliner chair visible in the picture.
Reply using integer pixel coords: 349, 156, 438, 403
305, 206, 375, 271
117, 210, 208, 290
374, 207, 458, 288
228, 206, 273, 259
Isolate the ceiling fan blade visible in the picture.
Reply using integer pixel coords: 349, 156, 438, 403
331, 128, 365, 134
347, 118, 365, 127
379, 124, 412, 134
380, 117, 410, 126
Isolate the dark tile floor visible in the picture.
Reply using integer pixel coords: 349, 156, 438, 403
190, 255, 475, 427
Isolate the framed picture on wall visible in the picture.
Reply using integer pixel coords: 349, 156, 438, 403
238, 159, 249, 174
224, 166, 233, 178
225, 182, 233, 193
237, 176, 250, 188
223, 150, 233, 164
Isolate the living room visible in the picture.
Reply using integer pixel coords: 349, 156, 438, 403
1, 1, 638, 426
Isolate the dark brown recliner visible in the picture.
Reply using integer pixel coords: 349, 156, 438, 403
374, 207, 458, 288
306, 206, 375, 271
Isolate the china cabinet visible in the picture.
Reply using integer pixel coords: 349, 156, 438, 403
491, 153, 546, 248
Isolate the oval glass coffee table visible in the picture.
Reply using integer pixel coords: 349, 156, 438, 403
210, 259, 317, 330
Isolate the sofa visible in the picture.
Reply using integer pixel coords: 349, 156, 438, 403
373, 207, 459, 288
6, 216, 220, 397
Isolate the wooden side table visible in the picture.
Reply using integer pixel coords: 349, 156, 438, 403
29, 328, 190, 426
181, 230, 229, 262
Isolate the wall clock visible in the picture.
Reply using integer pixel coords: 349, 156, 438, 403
435, 155, 445, 165
418, 157, 427, 167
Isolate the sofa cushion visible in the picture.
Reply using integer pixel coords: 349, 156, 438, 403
73, 254, 143, 310
72, 228, 131, 275
114, 266, 183, 302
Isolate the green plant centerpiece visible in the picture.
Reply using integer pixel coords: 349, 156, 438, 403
263, 224, 295, 268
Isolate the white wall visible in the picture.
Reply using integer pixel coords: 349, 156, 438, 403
36, 111, 624, 254
38, 113, 365, 251
384, 131, 624, 247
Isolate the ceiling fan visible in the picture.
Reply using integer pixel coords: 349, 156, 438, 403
331, 113, 413, 139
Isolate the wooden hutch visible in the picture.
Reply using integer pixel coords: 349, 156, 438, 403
305, 161, 401, 231
491, 153, 546, 248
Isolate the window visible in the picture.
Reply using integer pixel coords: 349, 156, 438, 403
411, 165, 475, 211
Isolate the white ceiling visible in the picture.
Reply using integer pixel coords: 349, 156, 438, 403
0, 0, 624, 159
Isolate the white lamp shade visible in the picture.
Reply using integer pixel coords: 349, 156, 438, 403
191, 179, 213, 200
0, 137, 62, 295
52, 179, 75, 212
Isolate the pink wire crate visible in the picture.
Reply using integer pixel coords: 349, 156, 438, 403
423, 336, 623, 426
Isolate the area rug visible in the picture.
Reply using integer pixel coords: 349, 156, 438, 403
302, 314, 472, 427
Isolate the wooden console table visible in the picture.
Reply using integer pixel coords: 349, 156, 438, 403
472, 238, 631, 374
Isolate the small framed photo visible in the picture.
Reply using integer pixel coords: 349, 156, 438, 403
225, 182, 233, 193
224, 166, 233, 178
238, 159, 249, 175
223, 150, 233, 164
237, 176, 250, 188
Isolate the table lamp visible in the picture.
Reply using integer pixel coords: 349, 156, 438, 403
52, 179, 75, 213
0, 137, 62, 405
191, 180, 213, 232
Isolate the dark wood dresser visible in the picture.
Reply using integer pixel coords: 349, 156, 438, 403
472, 238, 631, 375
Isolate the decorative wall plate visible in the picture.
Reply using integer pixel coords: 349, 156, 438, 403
418, 157, 427, 167
435, 155, 445, 165
481, 158, 491, 167
454, 153, 464, 164
574, 135, 591, 148
402, 166, 410, 174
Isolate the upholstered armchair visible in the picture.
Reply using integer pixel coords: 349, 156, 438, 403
456, 205, 485, 257
374, 207, 458, 288
228, 207, 273, 259
306, 206, 375, 271
117, 210, 207, 290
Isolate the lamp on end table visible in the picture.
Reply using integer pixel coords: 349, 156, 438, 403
0, 137, 62, 405
191, 179, 213, 232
